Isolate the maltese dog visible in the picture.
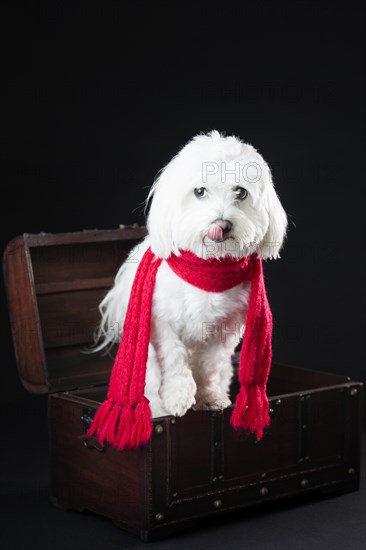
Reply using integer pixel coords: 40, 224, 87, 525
95, 131, 287, 418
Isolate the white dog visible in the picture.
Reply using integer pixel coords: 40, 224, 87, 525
95, 131, 287, 418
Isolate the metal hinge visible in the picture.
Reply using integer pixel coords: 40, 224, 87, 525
81, 407, 105, 452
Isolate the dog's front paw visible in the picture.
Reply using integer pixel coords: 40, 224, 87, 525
161, 374, 197, 417
193, 392, 232, 411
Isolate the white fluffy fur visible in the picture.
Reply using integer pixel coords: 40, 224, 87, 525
95, 131, 287, 418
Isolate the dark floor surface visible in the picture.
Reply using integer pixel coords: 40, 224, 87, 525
1, 397, 365, 550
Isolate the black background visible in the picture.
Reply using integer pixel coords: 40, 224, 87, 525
1, 2, 365, 549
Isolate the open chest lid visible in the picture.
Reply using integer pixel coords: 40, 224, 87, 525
3, 226, 147, 393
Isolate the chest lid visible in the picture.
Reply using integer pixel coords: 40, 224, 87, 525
3, 227, 146, 393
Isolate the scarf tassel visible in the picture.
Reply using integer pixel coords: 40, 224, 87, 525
230, 385, 270, 441
87, 396, 152, 449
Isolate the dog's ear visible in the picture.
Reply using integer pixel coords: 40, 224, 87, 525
259, 175, 287, 260
146, 171, 178, 259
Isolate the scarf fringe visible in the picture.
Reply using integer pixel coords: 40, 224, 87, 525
87, 397, 152, 449
230, 385, 270, 441
230, 386, 248, 428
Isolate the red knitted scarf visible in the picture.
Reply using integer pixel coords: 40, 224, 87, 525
87, 248, 272, 449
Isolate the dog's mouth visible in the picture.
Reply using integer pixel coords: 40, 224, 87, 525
205, 219, 233, 243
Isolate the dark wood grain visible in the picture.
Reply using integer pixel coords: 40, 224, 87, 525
3, 228, 363, 541
3, 228, 145, 392
49, 395, 148, 532
50, 370, 362, 540
3, 236, 48, 392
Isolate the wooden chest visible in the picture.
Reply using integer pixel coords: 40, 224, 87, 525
3, 228, 363, 541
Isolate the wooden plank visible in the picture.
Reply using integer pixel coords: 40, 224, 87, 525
46, 345, 115, 391
30, 240, 135, 286
35, 277, 114, 295
25, 226, 147, 247
3, 236, 48, 392
49, 396, 146, 528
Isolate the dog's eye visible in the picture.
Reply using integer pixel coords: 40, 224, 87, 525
194, 187, 207, 198
234, 187, 248, 200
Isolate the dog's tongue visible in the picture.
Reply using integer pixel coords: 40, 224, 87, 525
207, 223, 224, 242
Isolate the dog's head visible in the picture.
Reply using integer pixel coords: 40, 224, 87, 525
146, 131, 287, 259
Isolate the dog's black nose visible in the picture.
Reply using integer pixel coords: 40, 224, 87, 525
216, 219, 233, 235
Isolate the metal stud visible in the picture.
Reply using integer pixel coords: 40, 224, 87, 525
155, 513, 164, 522
172, 492, 178, 498
350, 388, 358, 397
212, 477, 218, 483
275, 399, 282, 406
348, 467, 356, 475
261, 472, 267, 479
260, 487, 269, 496
218, 475, 224, 480
171, 418, 176, 424
213, 499, 222, 509
300, 479, 309, 488
154, 424, 164, 434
